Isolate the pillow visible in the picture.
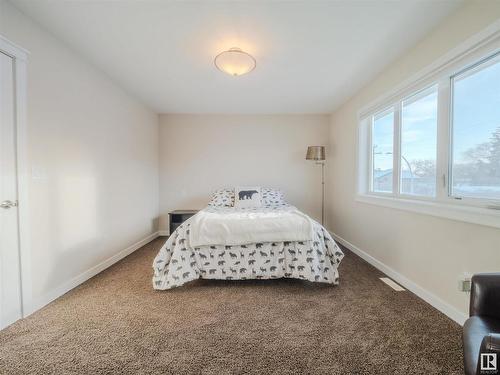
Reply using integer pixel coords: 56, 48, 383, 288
234, 186, 262, 209
208, 188, 234, 207
261, 188, 286, 206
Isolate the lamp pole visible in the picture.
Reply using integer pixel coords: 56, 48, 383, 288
306, 146, 326, 226
317, 161, 325, 225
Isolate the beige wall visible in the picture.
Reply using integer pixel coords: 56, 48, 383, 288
328, 1, 500, 319
159, 114, 329, 231
0, 1, 159, 310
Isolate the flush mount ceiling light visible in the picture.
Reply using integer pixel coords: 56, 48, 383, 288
214, 47, 256, 77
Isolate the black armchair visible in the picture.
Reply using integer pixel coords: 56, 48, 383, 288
463, 273, 500, 375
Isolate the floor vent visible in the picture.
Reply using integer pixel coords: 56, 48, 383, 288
380, 277, 405, 291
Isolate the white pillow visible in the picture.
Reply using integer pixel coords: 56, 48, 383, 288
261, 188, 286, 207
234, 186, 262, 209
208, 189, 234, 207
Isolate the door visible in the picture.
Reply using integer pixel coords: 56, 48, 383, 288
0, 50, 22, 329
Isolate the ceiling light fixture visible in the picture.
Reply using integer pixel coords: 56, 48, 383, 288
214, 47, 256, 77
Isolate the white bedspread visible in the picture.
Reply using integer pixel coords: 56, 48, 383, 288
189, 207, 314, 247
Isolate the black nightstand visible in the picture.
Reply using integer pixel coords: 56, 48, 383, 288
169, 210, 198, 235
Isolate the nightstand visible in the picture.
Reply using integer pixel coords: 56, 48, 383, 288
168, 210, 199, 235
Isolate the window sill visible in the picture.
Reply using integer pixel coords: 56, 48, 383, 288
355, 194, 500, 230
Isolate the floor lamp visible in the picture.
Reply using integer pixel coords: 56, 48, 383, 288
306, 146, 326, 225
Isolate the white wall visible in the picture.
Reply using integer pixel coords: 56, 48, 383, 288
0, 1, 159, 311
159, 114, 329, 231
327, 1, 500, 321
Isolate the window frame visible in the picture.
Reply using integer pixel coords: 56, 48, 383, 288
448, 50, 500, 207
399, 85, 439, 199
369, 106, 396, 196
357, 24, 500, 229
367, 84, 440, 201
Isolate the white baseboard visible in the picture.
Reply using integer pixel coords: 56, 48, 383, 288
28, 231, 160, 316
158, 230, 169, 236
330, 231, 468, 326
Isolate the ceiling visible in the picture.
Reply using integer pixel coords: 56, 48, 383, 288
10, 0, 462, 114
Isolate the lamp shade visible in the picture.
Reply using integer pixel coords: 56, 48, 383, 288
306, 146, 325, 161
214, 47, 256, 76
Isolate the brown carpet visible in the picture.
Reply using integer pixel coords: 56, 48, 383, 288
0, 237, 463, 374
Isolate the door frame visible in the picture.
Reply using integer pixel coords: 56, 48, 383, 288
0, 35, 32, 320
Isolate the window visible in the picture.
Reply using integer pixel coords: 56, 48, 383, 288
358, 33, 500, 228
400, 86, 438, 197
451, 52, 500, 200
368, 88, 438, 197
371, 110, 394, 193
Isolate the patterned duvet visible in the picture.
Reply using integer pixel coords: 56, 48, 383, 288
152, 206, 344, 290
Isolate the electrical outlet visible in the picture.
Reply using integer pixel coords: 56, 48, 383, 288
461, 279, 471, 292
459, 272, 472, 292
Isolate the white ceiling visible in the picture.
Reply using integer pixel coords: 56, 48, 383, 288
11, 0, 462, 114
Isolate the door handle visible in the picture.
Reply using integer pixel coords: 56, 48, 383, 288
0, 200, 18, 209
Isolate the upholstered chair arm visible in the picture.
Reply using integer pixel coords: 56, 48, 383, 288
470, 273, 500, 319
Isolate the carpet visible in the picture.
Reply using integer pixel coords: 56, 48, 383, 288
0, 237, 463, 374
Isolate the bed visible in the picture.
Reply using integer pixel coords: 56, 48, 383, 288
152, 188, 344, 290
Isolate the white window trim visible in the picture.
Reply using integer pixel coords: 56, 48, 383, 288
356, 20, 500, 230
355, 194, 500, 229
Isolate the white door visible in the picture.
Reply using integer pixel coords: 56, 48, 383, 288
0, 50, 22, 329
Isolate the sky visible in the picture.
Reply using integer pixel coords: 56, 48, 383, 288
453, 55, 500, 162
372, 54, 500, 171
